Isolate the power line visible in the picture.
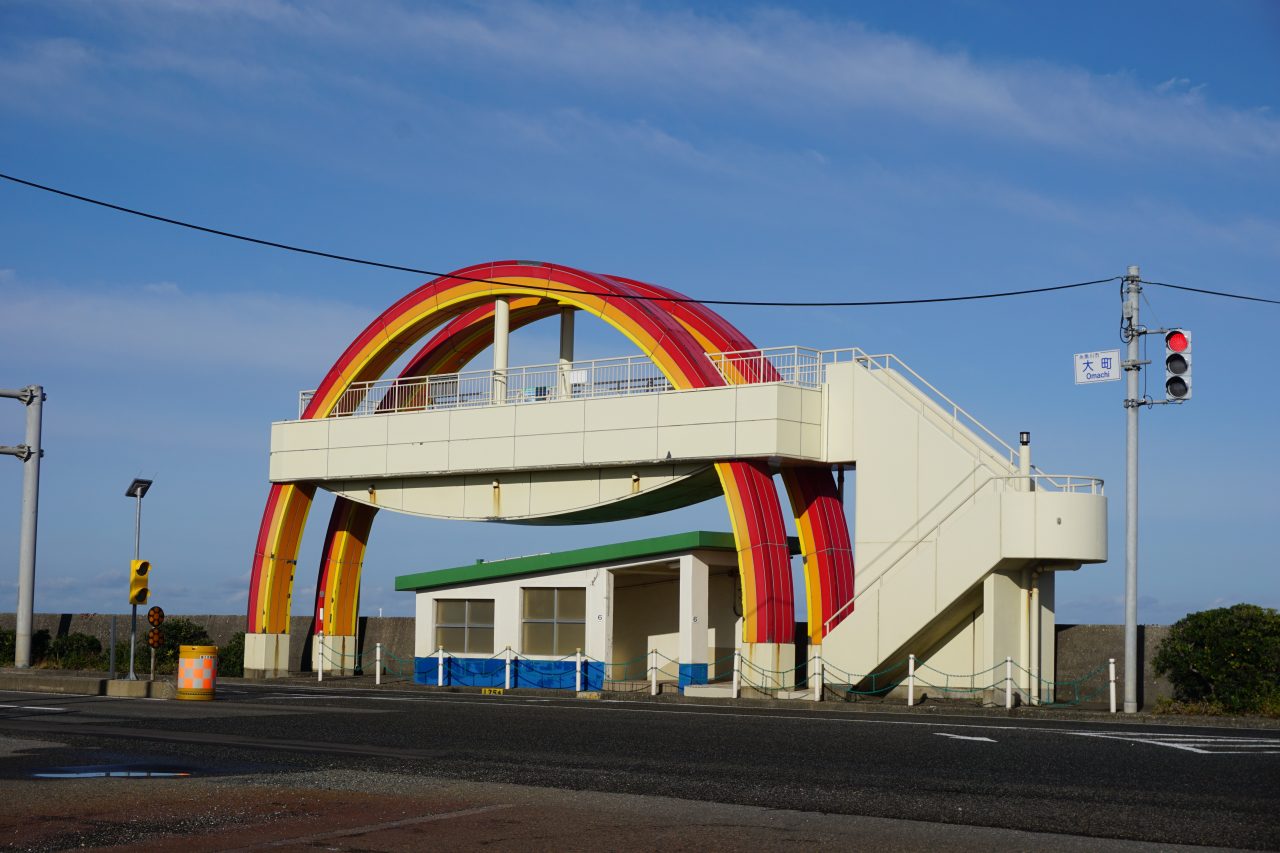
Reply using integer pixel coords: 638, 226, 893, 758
1140, 279, 1280, 306
0, 169, 1127, 307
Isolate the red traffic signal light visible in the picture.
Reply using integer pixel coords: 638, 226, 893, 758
1164, 329, 1192, 401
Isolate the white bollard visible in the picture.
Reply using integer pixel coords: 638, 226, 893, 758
437, 645, 445, 687
732, 649, 742, 699
375, 642, 382, 686
575, 648, 583, 693
812, 656, 823, 702
1109, 658, 1117, 714
505, 646, 512, 690
317, 633, 324, 683
650, 649, 658, 696
908, 654, 916, 706
1005, 656, 1013, 709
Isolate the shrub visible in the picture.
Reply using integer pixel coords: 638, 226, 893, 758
219, 631, 245, 678
1, 628, 51, 666
1153, 604, 1280, 714
152, 618, 212, 673
47, 633, 104, 670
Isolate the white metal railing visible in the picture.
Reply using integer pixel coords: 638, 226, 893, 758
835, 349, 1020, 467
822, 471, 1103, 633
299, 353, 673, 418
707, 346, 1020, 467
706, 346, 824, 388
294, 345, 1070, 485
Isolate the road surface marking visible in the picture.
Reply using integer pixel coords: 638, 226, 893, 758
935, 733, 996, 742
0, 704, 65, 712
230, 687, 1280, 755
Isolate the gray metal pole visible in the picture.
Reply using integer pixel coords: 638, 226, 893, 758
128, 492, 141, 680
13, 386, 43, 669
1123, 266, 1142, 714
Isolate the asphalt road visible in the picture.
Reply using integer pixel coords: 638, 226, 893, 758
1, 682, 1278, 851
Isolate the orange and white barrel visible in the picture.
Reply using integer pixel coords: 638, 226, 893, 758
176, 645, 218, 701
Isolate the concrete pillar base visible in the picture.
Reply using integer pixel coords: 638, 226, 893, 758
244, 632, 290, 679
313, 635, 358, 675
741, 642, 796, 690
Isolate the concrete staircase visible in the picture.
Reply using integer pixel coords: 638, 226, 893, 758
817, 357, 1107, 695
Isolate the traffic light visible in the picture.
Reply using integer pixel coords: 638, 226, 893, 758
129, 559, 151, 605
147, 628, 163, 649
1164, 329, 1192, 401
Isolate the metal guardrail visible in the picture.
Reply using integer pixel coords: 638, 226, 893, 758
300, 353, 672, 418
705, 346, 823, 387
822, 471, 1103, 633
294, 346, 1066, 488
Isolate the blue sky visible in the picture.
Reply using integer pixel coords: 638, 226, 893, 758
0, 1, 1277, 626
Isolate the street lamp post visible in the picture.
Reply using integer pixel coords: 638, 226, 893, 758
125, 478, 152, 681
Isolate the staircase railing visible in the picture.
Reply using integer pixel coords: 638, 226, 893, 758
822, 472, 1102, 634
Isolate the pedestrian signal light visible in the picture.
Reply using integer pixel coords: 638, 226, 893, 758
1164, 329, 1192, 401
129, 559, 151, 605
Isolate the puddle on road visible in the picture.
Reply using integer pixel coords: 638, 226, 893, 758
33, 764, 193, 779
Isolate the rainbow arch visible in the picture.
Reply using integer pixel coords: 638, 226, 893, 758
249, 261, 854, 647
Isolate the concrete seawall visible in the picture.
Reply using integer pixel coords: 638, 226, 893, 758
3, 613, 1174, 706
1055, 623, 1173, 706
0, 612, 417, 677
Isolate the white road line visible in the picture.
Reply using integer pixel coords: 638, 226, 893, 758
935, 733, 996, 742
0, 703, 65, 712
245, 691, 1280, 754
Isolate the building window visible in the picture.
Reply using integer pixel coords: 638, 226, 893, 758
521, 587, 586, 655
434, 599, 494, 654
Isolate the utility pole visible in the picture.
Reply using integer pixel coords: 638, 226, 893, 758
1, 385, 44, 669
1122, 266, 1142, 714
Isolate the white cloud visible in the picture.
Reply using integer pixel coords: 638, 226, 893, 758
0, 273, 370, 376
6, 2, 1278, 161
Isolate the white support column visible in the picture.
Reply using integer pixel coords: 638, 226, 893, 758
375, 642, 382, 686
812, 655, 823, 702
557, 307, 575, 398
505, 646, 513, 690
1021, 567, 1032, 698
317, 634, 324, 682
908, 654, 916, 706
493, 297, 510, 404
436, 645, 445, 687
1030, 571, 1042, 705
732, 648, 742, 699
650, 648, 658, 696
678, 553, 709, 690
575, 648, 583, 692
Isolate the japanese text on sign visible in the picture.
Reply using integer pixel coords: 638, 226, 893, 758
1074, 350, 1121, 384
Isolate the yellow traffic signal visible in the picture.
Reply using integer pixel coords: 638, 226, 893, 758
129, 559, 151, 605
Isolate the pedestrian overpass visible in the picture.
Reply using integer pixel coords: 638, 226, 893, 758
246, 260, 1106, 696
